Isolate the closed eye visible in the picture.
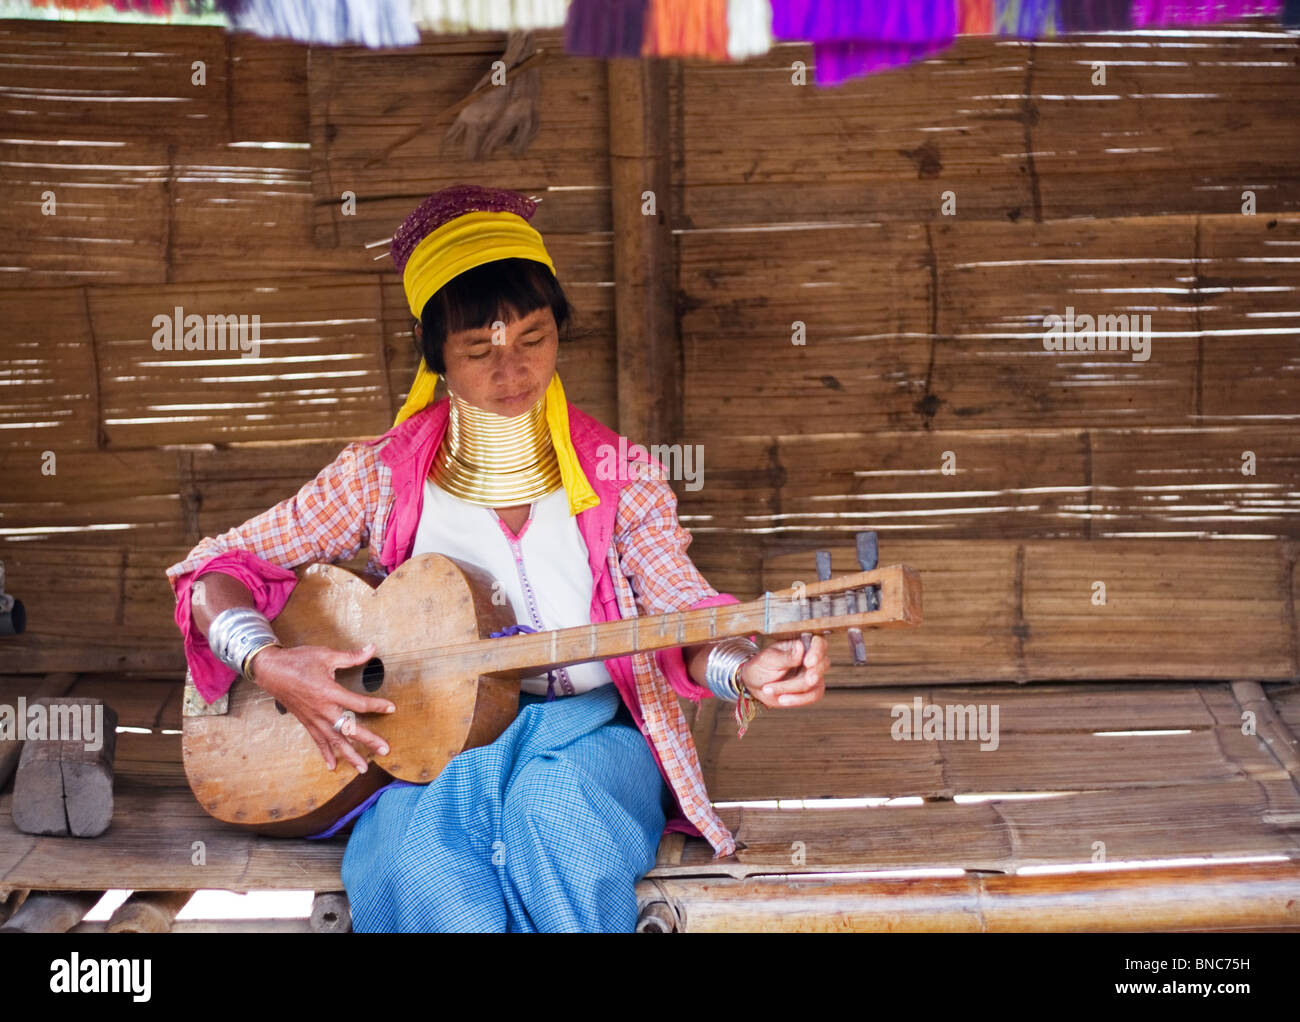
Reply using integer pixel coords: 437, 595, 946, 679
468, 338, 545, 360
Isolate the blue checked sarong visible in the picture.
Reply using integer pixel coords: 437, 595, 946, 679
340, 683, 674, 932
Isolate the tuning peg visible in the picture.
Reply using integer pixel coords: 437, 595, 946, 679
800, 549, 834, 659
848, 531, 879, 666
856, 530, 881, 612
815, 549, 833, 582
855, 531, 878, 573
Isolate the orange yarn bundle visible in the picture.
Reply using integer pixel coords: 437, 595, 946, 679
958, 0, 995, 34
641, 0, 731, 61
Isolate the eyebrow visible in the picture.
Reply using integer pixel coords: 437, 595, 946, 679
463, 317, 549, 343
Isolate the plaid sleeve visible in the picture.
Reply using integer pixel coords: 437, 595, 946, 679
612, 461, 720, 616
165, 440, 378, 584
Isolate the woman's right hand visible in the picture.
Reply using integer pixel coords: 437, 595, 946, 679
246, 642, 396, 773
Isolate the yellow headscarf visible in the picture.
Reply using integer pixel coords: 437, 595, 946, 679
394, 208, 598, 516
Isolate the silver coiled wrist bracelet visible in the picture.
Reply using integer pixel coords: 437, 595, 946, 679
208, 606, 279, 681
704, 637, 758, 702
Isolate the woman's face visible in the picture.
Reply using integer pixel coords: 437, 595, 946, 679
429, 305, 559, 417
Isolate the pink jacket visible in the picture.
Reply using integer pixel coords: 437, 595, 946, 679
166, 398, 740, 857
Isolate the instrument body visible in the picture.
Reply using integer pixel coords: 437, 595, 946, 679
183, 553, 522, 837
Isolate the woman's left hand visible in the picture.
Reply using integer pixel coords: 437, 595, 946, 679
738, 636, 828, 709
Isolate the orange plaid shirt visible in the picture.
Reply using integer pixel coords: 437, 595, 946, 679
166, 398, 739, 858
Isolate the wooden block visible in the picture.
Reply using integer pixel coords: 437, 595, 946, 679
12, 698, 118, 838
0, 673, 77, 793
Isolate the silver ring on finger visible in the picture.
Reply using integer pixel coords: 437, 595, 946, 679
332, 709, 357, 735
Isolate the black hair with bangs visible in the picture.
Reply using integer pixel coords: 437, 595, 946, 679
416, 257, 571, 375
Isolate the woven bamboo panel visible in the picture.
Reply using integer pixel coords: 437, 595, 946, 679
679, 220, 934, 434
0, 287, 100, 450
674, 31, 1300, 227
1199, 215, 1300, 423
94, 274, 391, 448
0, 22, 231, 143
0, 142, 172, 285
0, 544, 188, 673
673, 37, 1033, 226
758, 538, 1298, 684
3, 142, 368, 286
677, 426, 1300, 543
1029, 30, 1300, 220
0, 448, 183, 543
680, 214, 1300, 436
692, 684, 1268, 799
306, 29, 611, 249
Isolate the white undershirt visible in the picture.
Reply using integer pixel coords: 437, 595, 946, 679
410, 477, 613, 697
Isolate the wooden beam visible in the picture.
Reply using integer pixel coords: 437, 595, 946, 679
73, 917, 315, 933
607, 57, 681, 447
651, 860, 1300, 932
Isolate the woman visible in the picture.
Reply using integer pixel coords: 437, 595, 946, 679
166, 184, 828, 932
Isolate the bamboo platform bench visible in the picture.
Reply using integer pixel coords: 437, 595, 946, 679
1, 676, 1297, 932
2, 539, 1299, 931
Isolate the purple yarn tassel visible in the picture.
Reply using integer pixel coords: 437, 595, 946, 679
565, 0, 649, 58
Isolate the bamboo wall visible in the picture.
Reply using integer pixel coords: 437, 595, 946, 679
0, 19, 1298, 677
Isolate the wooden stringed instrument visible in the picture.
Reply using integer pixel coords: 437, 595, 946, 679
182, 532, 921, 836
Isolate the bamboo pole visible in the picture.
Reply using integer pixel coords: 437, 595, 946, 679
310, 892, 352, 933
0, 890, 29, 926
607, 57, 681, 447
105, 891, 195, 933
650, 861, 1300, 932
0, 890, 103, 933
1231, 680, 1300, 793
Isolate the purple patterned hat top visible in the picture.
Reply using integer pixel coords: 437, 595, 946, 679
390, 184, 539, 274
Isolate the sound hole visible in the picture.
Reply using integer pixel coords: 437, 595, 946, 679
273, 700, 287, 715
361, 656, 385, 692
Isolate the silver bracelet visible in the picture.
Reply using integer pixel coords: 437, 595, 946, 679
208, 607, 279, 679
704, 637, 758, 702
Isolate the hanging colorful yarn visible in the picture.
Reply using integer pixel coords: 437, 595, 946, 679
222, 0, 421, 47
642, 0, 730, 60
410, 0, 568, 33
958, 0, 995, 33
1058, 0, 1133, 30
991, 0, 1061, 37
1131, 0, 1280, 25
769, 0, 959, 86
564, 0, 648, 57
727, 0, 773, 59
